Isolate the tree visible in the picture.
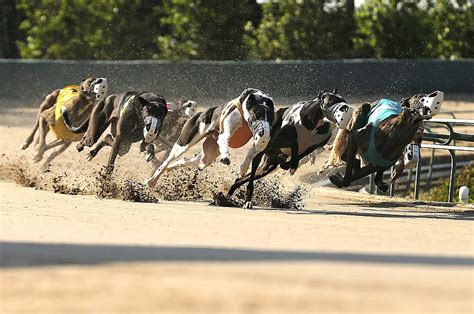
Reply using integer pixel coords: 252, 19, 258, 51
353, 0, 437, 58
0, 0, 23, 58
157, 0, 252, 60
246, 0, 356, 60
429, 0, 474, 59
17, 0, 164, 60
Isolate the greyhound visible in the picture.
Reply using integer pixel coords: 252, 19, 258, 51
144, 88, 275, 202
76, 91, 168, 173
226, 90, 353, 207
325, 91, 444, 191
19, 77, 108, 166
149, 99, 197, 162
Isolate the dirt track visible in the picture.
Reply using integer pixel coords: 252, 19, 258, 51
1, 105, 473, 313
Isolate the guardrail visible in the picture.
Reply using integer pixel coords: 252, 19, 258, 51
380, 118, 474, 202
413, 118, 474, 202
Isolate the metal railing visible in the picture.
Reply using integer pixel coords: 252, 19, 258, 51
368, 117, 474, 202
413, 118, 474, 202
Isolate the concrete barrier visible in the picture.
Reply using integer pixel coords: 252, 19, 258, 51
1, 59, 472, 106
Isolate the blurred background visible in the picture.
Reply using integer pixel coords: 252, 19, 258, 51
1, 0, 472, 60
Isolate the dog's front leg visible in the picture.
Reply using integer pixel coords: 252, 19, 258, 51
106, 134, 122, 174
243, 152, 264, 209
33, 116, 50, 162
42, 141, 71, 169
374, 168, 390, 193
238, 146, 258, 177
217, 110, 242, 165
288, 142, 300, 175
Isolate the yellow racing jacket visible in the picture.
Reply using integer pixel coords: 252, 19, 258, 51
49, 85, 84, 142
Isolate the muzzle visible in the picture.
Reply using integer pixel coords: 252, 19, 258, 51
418, 91, 444, 117
143, 116, 161, 143
92, 78, 108, 102
324, 102, 353, 129
403, 143, 420, 168
251, 120, 271, 151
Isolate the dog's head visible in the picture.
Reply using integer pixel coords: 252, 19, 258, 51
318, 89, 353, 129
139, 95, 168, 143
400, 91, 444, 124
242, 89, 275, 151
175, 99, 197, 117
80, 77, 108, 102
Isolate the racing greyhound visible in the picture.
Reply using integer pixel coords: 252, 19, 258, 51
326, 91, 444, 191
144, 88, 275, 201
226, 90, 353, 207
77, 91, 168, 173
19, 77, 108, 166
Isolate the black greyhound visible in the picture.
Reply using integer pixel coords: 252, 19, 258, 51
77, 91, 168, 173
226, 90, 352, 208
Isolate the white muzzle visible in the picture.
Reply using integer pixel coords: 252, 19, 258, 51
143, 116, 160, 143
332, 102, 353, 129
420, 91, 444, 117
253, 121, 271, 151
92, 78, 108, 102
403, 143, 420, 168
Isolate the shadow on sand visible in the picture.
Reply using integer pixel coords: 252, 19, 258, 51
1, 241, 472, 268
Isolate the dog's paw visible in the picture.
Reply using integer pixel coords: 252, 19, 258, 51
220, 157, 231, 165
76, 143, 84, 152
377, 183, 389, 193
243, 201, 253, 209
32, 154, 43, 163
19, 142, 29, 150
144, 153, 154, 162
329, 173, 346, 188
85, 153, 95, 162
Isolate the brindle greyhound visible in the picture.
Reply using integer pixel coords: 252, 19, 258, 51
325, 91, 444, 191
144, 88, 275, 204
19, 77, 108, 166
77, 91, 168, 173
225, 90, 353, 207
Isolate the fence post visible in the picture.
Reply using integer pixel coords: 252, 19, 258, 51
414, 158, 421, 200
448, 149, 456, 202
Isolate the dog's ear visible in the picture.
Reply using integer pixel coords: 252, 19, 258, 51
246, 93, 256, 106
400, 97, 410, 108
317, 91, 323, 99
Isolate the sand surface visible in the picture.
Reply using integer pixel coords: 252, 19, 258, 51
0, 103, 473, 313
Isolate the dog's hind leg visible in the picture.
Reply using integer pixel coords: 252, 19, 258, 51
86, 134, 114, 161
42, 140, 71, 168
167, 136, 219, 170
20, 90, 59, 150
144, 143, 192, 188
145, 129, 209, 187
217, 109, 242, 165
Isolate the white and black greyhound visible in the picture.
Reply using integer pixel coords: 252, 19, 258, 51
145, 88, 275, 203
225, 90, 353, 207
